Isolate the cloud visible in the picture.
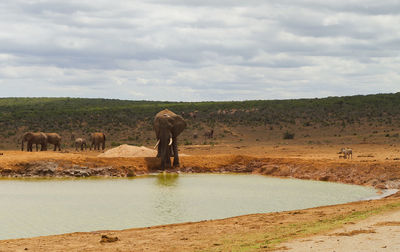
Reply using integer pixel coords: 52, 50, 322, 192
0, 0, 399, 101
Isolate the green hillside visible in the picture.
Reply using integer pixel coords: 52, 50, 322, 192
1, 93, 400, 149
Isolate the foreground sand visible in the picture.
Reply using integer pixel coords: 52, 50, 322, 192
279, 207, 400, 251
1, 143, 400, 251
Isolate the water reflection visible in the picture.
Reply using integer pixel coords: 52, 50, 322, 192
155, 172, 179, 187
153, 173, 183, 222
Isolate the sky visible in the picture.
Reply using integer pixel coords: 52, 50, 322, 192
0, 0, 400, 101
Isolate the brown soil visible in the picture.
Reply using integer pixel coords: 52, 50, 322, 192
331, 229, 376, 236
374, 221, 400, 226
0, 143, 400, 251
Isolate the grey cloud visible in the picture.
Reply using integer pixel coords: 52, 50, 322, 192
0, 0, 399, 101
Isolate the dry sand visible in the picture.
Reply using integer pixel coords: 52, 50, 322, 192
98, 144, 157, 158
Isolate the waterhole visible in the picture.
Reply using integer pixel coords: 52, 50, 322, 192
0, 174, 379, 239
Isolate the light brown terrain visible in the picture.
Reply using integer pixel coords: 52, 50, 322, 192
1, 143, 400, 251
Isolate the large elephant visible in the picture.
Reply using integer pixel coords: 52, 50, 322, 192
89, 132, 106, 150
45, 133, 62, 151
75, 138, 87, 151
21, 132, 47, 152
153, 109, 186, 170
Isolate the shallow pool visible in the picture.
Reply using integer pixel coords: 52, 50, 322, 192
0, 174, 378, 239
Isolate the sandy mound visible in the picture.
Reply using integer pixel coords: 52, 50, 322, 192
98, 144, 157, 158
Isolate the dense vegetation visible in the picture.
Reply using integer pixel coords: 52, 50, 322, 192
1, 93, 400, 148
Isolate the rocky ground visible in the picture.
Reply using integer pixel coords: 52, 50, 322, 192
0, 143, 400, 251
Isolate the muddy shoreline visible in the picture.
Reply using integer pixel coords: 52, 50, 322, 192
2, 155, 400, 191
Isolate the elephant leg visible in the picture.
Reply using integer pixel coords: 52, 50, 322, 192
36, 144, 39, 152
161, 158, 165, 170
157, 144, 161, 158
165, 156, 171, 169
172, 138, 180, 167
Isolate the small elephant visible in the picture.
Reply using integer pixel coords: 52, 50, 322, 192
21, 132, 47, 152
75, 138, 87, 151
45, 133, 62, 151
89, 132, 106, 150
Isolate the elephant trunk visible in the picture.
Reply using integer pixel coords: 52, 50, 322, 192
21, 139, 24, 151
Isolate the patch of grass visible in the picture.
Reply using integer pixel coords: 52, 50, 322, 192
111, 142, 121, 147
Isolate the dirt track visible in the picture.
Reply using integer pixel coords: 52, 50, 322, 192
1, 144, 400, 251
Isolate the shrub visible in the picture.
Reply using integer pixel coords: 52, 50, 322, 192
283, 131, 295, 139
111, 142, 121, 147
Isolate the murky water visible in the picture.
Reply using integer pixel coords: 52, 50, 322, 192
0, 174, 378, 240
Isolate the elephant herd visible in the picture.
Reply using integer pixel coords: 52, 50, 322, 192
21, 132, 106, 152
21, 109, 187, 170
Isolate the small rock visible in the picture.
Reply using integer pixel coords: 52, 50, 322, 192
319, 175, 330, 181
376, 183, 387, 189
100, 235, 119, 243
126, 170, 136, 177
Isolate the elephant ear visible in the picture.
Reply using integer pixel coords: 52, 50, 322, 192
171, 115, 186, 137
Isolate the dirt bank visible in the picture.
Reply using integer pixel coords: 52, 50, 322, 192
1, 150, 399, 190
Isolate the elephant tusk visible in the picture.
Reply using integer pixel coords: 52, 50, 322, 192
169, 137, 173, 146
154, 140, 160, 149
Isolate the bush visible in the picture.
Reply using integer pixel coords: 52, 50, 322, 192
283, 131, 295, 139
111, 142, 121, 147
